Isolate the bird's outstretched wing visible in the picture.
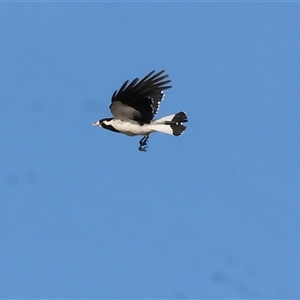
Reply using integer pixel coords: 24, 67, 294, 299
109, 70, 172, 124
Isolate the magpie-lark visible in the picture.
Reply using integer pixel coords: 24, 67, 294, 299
92, 70, 188, 151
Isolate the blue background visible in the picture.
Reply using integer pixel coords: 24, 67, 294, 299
1, 3, 300, 299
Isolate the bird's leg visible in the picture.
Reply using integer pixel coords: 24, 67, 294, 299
138, 134, 149, 152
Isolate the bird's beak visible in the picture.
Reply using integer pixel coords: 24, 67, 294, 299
91, 121, 102, 127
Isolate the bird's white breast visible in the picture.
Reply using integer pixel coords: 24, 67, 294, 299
112, 120, 152, 136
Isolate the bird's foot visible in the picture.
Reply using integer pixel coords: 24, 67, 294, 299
139, 145, 148, 152
138, 134, 149, 152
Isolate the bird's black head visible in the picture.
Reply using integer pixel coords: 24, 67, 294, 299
91, 118, 120, 133
91, 118, 113, 127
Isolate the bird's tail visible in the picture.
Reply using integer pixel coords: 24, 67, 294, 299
150, 111, 188, 136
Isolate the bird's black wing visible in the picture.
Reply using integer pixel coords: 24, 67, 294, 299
110, 70, 172, 124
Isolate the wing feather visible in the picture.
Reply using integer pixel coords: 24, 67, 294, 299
110, 70, 172, 124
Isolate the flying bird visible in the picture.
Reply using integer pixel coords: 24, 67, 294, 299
91, 70, 188, 151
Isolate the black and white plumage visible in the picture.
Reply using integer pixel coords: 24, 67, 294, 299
92, 70, 188, 151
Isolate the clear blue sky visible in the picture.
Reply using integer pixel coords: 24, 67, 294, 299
1, 3, 300, 299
